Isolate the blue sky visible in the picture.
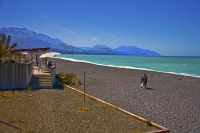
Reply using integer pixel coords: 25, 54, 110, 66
0, 0, 200, 56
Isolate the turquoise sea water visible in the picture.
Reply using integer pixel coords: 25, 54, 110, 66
56, 54, 200, 78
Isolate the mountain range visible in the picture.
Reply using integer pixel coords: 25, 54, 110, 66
0, 27, 161, 56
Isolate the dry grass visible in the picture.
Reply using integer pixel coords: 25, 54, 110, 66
77, 107, 88, 113
8, 118, 26, 124
55, 72, 82, 87
0, 91, 14, 100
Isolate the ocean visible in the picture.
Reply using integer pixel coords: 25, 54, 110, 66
56, 54, 200, 78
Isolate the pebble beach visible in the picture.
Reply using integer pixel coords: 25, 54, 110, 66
51, 57, 200, 133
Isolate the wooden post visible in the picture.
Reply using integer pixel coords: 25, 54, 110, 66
84, 71, 86, 101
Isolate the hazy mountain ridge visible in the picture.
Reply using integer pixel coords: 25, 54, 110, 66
51, 43, 83, 53
0, 27, 161, 56
0, 27, 62, 45
114, 46, 160, 56
11, 36, 53, 49
79, 44, 120, 55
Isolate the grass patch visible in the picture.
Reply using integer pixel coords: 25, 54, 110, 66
56, 72, 82, 88
77, 107, 88, 113
78, 93, 84, 97
0, 91, 24, 100
100, 105, 108, 110
8, 118, 26, 124
88, 97, 96, 101
53, 83, 64, 88
15, 94, 21, 98
27, 86, 32, 92
145, 120, 152, 126
0, 91, 14, 100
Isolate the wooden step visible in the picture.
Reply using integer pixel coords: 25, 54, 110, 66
28, 84, 52, 89
28, 73, 52, 89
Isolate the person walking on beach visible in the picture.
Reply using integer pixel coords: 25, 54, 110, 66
141, 74, 145, 88
141, 74, 148, 88
143, 74, 148, 88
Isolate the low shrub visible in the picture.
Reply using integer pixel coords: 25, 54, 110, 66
53, 83, 64, 88
56, 72, 82, 87
4, 60, 16, 63
27, 86, 32, 92
145, 120, 152, 126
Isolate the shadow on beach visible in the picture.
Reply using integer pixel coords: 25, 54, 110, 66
0, 87, 65, 92
145, 87, 155, 90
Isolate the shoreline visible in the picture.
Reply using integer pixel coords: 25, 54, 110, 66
50, 57, 200, 133
55, 57, 200, 78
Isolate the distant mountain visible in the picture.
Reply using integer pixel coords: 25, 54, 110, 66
11, 36, 53, 49
114, 46, 161, 56
79, 44, 120, 54
92, 44, 115, 54
0, 27, 161, 56
51, 43, 83, 53
0, 27, 62, 46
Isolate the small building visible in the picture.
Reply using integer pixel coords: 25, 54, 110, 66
0, 47, 57, 90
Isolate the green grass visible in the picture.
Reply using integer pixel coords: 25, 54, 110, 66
27, 86, 32, 92
53, 83, 64, 88
55, 72, 82, 88
88, 97, 96, 101
145, 120, 152, 126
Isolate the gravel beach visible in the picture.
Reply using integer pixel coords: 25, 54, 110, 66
51, 57, 200, 133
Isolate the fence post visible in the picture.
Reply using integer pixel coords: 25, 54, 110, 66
84, 71, 86, 101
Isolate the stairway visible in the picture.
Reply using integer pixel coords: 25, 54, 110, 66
28, 73, 52, 89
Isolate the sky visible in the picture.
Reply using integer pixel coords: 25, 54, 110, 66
0, 0, 200, 56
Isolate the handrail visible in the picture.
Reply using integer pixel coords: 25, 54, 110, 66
50, 65, 56, 88
26, 63, 33, 87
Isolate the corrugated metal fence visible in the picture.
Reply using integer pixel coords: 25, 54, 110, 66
0, 63, 32, 90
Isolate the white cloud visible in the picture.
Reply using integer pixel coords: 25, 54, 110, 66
47, 23, 76, 34
92, 37, 98, 41
105, 33, 116, 38
42, 14, 49, 19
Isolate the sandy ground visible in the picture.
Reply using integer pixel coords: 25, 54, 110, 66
50, 57, 200, 133
0, 87, 157, 133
